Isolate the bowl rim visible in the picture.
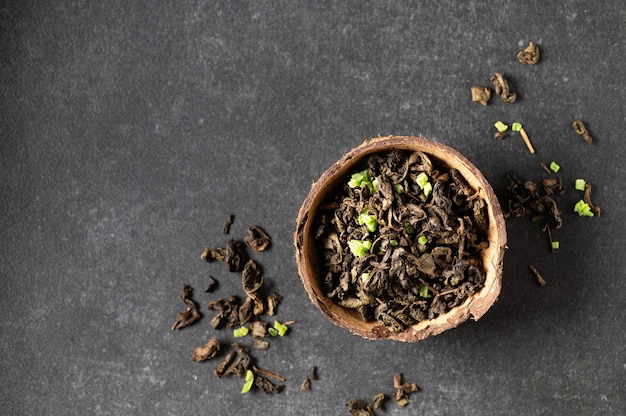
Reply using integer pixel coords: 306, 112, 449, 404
294, 135, 507, 342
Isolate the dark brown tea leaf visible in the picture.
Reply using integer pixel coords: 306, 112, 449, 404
244, 226, 272, 251
192, 338, 221, 362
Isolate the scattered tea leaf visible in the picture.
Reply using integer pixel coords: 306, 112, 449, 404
572, 119, 593, 144
346, 399, 375, 416
529, 264, 547, 286
224, 239, 249, 272
222, 214, 235, 234
490, 72, 517, 102
300, 377, 311, 391
171, 285, 202, 330
192, 337, 221, 362
244, 226, 271, 252
393, 373, 420, 407
205, 275, 219, 293
200, 247, 225, 262
470, 85, 492, 106
254, 374, 285, 394
517, 41, 540, 64
583, 182, 601, 217
372, 393, 386, 411
310, 365, 319, 381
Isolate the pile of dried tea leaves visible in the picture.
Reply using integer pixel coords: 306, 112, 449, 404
315, 150, 490, 332
171, 222, 290, 395
345, 373, 420, 415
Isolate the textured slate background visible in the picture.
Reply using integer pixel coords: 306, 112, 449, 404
1, 1, 625, 415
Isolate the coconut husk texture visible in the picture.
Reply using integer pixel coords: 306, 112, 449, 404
294, 136, 506, 342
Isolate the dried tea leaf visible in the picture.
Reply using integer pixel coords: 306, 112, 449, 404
310, 365, 319, 381
200, 247, 225, 262
470, 85, 492, 106
249, 320, 268, 338
207, 296, 239, 329
346, 399, 375, 416
224, 239, 248, 272
244, 226, 271, 251
222, 214, 235, 234
204, 275, 219, 293
300, 377, 311, 391
490, 72, 517, 102
171, 285, 201, 330
542, 177, 565, 196
572, 119, 593, 144
242, 259, 264, 294
253, 336, 270, 350
213, 351, 237, 378
192, 338, 221, 362
583, 182, 601, 217
517, 41, 540, 64
255, 374, 285, 394
372, 393, 386, 411
529, 264, 547, 286
393, 373, 420, 407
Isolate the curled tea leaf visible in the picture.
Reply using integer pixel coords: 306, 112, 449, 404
490, 72, 517, 102
572, 119, 593, 144
192, 338, 221, 362
222, 214, 235, 234
470, 85, 492, 106
204, 275, 219, 293
171, 285, 201, 330
244, 226, 271, 251
393, 373, 420, 407
517, 41, 540, 64
224, 239, 248, 272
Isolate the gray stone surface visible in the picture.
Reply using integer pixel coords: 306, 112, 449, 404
1, 1, 625, 415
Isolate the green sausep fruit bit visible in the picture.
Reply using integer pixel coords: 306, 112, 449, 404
358, 212, 378, 232
512, 122, 523, 132
418, 284, 431, 298
551, 241, 560, 250
575, 179, 586, 191
348, 169, 377, 193
267, 327, 278, 337
494, 121, 509, 132
415, 172, 432, 197
348, 170, 371, 188
417, 235, 428, 245
574, 200, 594, 217
273, 320, 288, 336
348, 239, 372, 257
550, 161, 560, 173
241, 369, 254, 394
233, 326, 249, 338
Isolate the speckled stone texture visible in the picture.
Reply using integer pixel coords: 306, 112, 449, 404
1, 1, 625, 415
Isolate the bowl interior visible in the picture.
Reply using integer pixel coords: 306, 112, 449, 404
295, 136, 506, 342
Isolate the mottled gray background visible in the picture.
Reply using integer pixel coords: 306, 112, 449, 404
1, 1, 625, 415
